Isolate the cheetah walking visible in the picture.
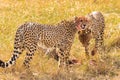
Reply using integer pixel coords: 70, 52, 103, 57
0, 17, 91, 69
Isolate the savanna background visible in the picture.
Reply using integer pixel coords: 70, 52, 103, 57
0, 0, 120, 80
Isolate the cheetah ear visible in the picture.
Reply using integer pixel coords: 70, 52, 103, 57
75, 16, 78, 21
87, 18, 92, 23
85, 15, 91, 22
86, 14, 94, 21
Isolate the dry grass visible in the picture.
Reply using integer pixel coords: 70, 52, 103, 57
0, 0, 120, 80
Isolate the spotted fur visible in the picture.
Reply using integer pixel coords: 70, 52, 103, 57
78, 11, 105, 58
0, 16, 90, 69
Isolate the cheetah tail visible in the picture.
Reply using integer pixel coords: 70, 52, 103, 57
0, 47, 23, 68
0, 24, 25, 68
0, 48, 23, 68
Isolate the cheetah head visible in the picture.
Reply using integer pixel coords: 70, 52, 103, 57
75, 16, 91, 31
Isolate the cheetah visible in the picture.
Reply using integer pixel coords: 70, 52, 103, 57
47, 11, 105, 63
0, 16, 91, 69
78, 11, 105, 58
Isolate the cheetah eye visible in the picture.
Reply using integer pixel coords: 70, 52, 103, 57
80, 19, 83, 22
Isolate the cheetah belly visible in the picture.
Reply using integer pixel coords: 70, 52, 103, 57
37, 41, 54, 54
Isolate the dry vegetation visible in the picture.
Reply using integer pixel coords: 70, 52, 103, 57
0, 0, 120, 80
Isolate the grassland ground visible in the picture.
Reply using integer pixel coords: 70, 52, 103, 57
0, 0, 120, 80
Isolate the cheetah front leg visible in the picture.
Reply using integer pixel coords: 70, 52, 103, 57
58, 52, 70, 72
57, 47, 70, 71
78, 31, 91, 59
84, 44, 90, 59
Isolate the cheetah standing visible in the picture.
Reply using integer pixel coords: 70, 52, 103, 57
0, 16, 91, 69
78, 11, 105, 58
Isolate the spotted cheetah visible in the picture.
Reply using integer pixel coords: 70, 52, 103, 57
78, 11, 105, 58
0, 16, 90, 69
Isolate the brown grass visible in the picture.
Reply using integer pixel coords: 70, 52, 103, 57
0, 0, 120, 80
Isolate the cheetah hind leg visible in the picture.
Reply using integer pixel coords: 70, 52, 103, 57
20, 46, 37, 79
23, 46, 37, 71
91, 32, 104, 56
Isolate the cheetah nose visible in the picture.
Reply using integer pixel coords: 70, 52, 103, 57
82, 24, 86, 29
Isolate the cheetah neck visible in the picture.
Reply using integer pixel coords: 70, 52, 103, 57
60, 20, 77, 33
60, 20, 78, 42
